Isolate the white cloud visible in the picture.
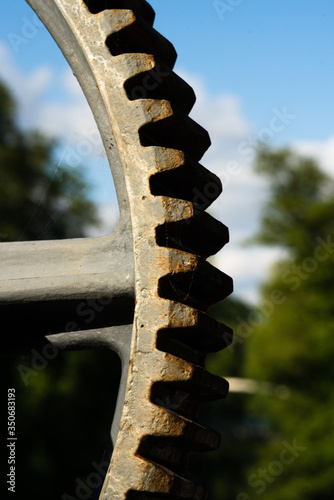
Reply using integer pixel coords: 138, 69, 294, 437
0, 42, 102, 151
294, 136, 334, 177
0, 42, 52, 126
86, 203, 120, 237
180, 70, 250, 139
209, 245, 286, 305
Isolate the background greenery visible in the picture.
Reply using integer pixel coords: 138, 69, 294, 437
1, 80, 334, 499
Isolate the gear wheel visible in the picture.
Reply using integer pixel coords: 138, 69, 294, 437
3, 1, 233, 498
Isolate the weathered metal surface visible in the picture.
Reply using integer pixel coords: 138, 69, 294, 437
1, 1, 234, 498
0, 228, 134, 302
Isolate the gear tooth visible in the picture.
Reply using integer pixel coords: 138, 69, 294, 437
105, 456, 207, 499
124, 62, 196, 114
158, 261, 233, 311
156, 330, 206, 366
150, 354, 229, 419
126, 469, 207, 500
157, 306, 233, 358
140, 106, 211, 162
136, 429, 220, 474
155, 247, 200, 275
89, 8, 136, 36
151, 367, 229, 411
155, 212, 229, 258
83, 3, 175, 69
118, 53, 157, 81
148, 405, 220, 446
160, 196, 195, 222
150, 155, 222, 209
106, 16, 177, 68
84, 0, 156, 25
139, 99, 175, 125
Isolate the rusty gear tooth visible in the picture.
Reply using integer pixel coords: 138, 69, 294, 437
151, 369, 229, 419
124, 61, 196, 114
156, 331, 206, 366
157, 315, 233, 361
148, 351, 229, 419
103, 453, 208, 499
147, 404, 220, 441
125, 470, 208, 500
137, 147, 221, 208
123, 402, 221, 488
84, 0, 156, 25
136, 414, 221, 473
126, 478, 207, 500
149, 157, 222, 210
155, 212, 229, 258
139, 106, 211, 162
165, 303, 234, 352
136, 432, 219, 474
81, 7, 137, 37
116, 53, 157, 82
138, 438, 189, 475
106, 16, 177, 69
158, 261, 233, 311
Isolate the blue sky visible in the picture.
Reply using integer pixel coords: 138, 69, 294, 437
1, 1, 334, 303
151, 0, 334, 141
3, 1, 334, 140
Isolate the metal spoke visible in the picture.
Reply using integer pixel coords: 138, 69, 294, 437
0, 222, 134, 303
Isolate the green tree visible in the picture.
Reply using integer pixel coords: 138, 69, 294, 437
243, 146, 334, 499
201, 298, 260, 500
0, 81, 98, 241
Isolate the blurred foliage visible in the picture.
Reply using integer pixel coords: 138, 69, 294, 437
193, 298, 261, 500
2, 349, 121, 499
242, 146, 334, 499
196, 145, 334, 500
249, 147, 334, 260
0, 81, 99, 242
